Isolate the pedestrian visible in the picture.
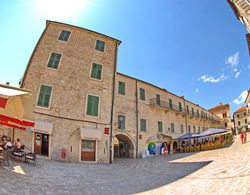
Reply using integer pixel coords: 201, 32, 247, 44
240, 132, 244, 144
244, 131, 247, 143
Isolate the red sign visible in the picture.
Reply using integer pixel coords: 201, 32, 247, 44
0, 97, 8, 108
61, 148, 66, 159
104, 128, 109, 135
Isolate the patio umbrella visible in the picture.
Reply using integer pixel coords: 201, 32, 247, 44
0, 84, 35, 133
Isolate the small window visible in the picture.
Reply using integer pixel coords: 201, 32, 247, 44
186, 106, 189, 114
139, 88, 145, 100
118, 115, 125, 130
118, 81, 125, 95
86, 95, 99, 117
140, 119, 146, 131
237, 114, 239, 118
37, 85, 53, 108
47, 52, 62, 69
58, 30, 71, 41
156, 94, 161, 105
158, 121, 163, 132
192, 108, 194, 115
244, 112, 246, 116
197, 110, 199, 116
90, 63, 102, 80
169, 99, 173, 109
179, 102, 182, 112
198, 127, 200, 133
193, 126, 196, 133
95, 40, 105, 52
238, 121, 241, 126
170, 123, 174, 133
188, 125, 191, 133
225, 122, 227, 127
181, 124, 184, 133
245, 119, 247, 124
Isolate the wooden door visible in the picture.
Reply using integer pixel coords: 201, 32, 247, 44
34, 133, 42, 155
41, 134, 49, 156
81, 140, 96, 161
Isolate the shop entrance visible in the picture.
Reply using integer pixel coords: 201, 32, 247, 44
114, 134, 134, 158
81, 139, 96, 161
34, 132, 49, 156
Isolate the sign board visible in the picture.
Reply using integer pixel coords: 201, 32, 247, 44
104, 128, 109, 135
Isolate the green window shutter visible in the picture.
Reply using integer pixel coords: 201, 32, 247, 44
48, 52, 62, 69
95, 40, 105, 52
156, 94, 160, 105
118, 81, 125, 95
139, 88, 145, 100
140, 119, 146, 131
91, 63, 102, 80
158, 121, 163, 132
118, 115, 125, 130
59, 30, 71, 41
37, 85, 52, 108
169, 99, 172, 109
86, 95, 99, 117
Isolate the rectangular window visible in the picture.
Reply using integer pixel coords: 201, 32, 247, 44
197, 110, 199, 117
244, 113, 246, 116
186, 106, 189, 114
118, 81, 125, 95
192, 108, 194, 115
193, 126, 196, 133
95, 40, 105, 52
170, 123, 174, 133
237, 114, 239, 118
58, 30, 71, 41
188, 125, 191, 133
156, 94, 161, 105
179, 102, 182, 112
118, 115, 125, 130
169, 98, 173, 109
139, 88, 145, 100
225, 122, 227, 127
238, 121, 241, 126
245, 119, 247, 124
90, 63, 102, 80
158, 121, 163, 132
47, 52, 62, 69
181, 124, 184, 133
86, 95, 99, 117
37, 85, 52, 108
140, 119, 146, 131
198, 127, 200, 133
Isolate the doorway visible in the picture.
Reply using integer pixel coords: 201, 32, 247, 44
81, 139, 96, 161
34, 132, 49, 156
114, 134, 134, 158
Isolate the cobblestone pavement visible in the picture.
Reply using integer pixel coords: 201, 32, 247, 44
0, 134, 249, 195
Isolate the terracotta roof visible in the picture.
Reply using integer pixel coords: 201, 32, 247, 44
234, 106, 247, 114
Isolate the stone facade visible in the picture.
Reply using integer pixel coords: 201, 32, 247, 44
233, 106, 248, 132
19, 21, 222, 163
208, 103, 233, 130
227, 0, 250, 54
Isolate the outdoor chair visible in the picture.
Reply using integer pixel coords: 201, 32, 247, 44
25, 152, 37, 165
12, 148, 24, 160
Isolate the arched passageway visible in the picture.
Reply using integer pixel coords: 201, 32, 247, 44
114, 134, 135, 158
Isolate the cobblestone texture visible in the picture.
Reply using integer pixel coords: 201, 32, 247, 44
0, 134, 249, 195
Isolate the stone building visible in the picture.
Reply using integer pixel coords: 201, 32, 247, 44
208, 103, 233, 130
227, 0, 250, 55
19, 21, 222, 163
233, 106, 248, 132
244, 89, 250, 130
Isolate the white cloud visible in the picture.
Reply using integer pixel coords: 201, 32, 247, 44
235, 72, 240, 78
195, 88, 199, 93
198, 74, 228, 83
233, 90, 248, 105
226, 52, 239, 67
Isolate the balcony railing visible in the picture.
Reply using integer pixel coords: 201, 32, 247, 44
149, 98, 221, 123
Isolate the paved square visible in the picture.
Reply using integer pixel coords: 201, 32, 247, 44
0, 134, 249, 195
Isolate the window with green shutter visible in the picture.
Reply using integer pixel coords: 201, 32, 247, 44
158, 121, 163, 132
86, 95, 99, 117
170, 123, 174, 133
58, 30, 71, 41
47, 52, 62, 69
118, 81, 125, 95
156, 94, 161, 105
37, 85, 52, 108
139, 88, 145, 100
169, 98, 173, 109
95, 40, 105, 52
90, 63, 102, 80
118, 115, 125, 130
140, 119, 146, 131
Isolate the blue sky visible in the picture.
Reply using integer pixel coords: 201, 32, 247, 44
0, 0, 249, 115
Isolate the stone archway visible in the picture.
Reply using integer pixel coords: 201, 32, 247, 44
114, 133, 135, 158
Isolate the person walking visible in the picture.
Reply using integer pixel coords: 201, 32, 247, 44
240, 132, 245, 144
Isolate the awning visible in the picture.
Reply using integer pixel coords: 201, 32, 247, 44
80, 128, 102, 140
176, 133, 201, 140
199, 128, 228, 137
31, 120, 53, 134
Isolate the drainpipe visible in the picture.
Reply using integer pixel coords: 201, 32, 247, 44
135, 80, 139, 158
110, 42, 119, 164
